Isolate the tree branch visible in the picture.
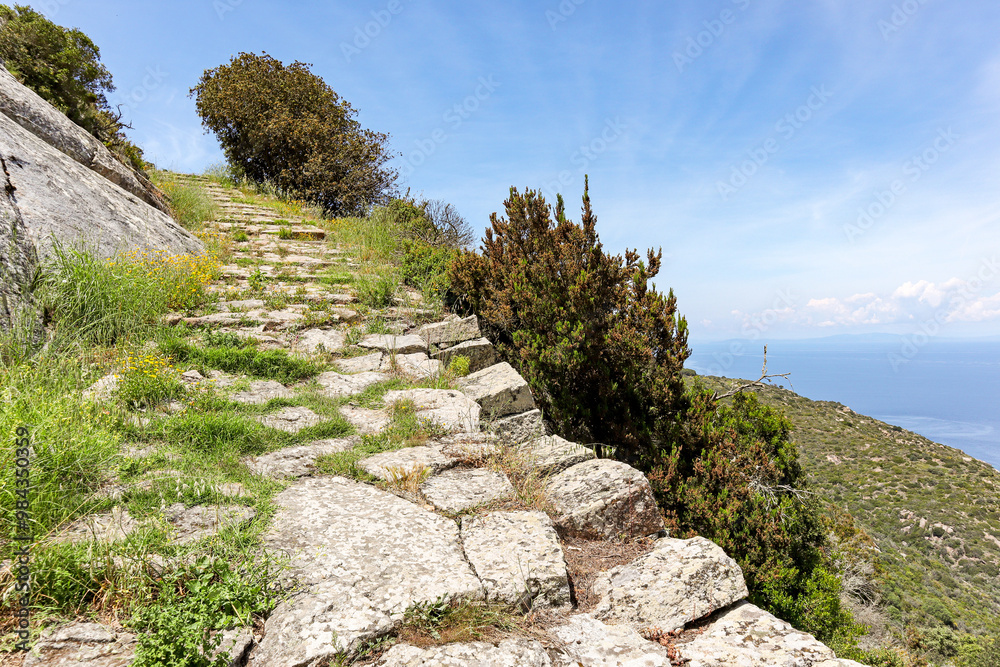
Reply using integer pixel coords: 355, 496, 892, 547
711, 345, 791, 401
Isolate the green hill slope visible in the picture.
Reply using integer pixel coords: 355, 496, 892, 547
695, 376, 1000, 643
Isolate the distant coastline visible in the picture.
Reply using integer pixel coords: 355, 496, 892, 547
687, 336, 1000, 470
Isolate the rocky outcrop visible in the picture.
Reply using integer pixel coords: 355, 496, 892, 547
0, 67, 202, 266
0, 151, 39, 336
0, 63, 168, 212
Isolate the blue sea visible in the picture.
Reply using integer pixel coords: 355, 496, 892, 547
686, 336, 1000, 470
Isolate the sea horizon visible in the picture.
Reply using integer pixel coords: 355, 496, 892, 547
687, 335, 1000, 471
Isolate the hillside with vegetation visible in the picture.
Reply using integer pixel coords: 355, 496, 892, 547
694, 375, 1000, 665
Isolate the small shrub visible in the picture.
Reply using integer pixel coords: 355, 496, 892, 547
401, 240, 455, 296
448, 355, 471, 378
116, 351, 183, 410
232, 230, 249, 243
356, 273, 398, 308
154, 179, 219, 230
277, 226, 293, 240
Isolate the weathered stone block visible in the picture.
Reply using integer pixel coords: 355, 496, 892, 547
416, 315, 480, 346
421, 468, 514, 513
676, 601, 838, 667
458, 362, 535, 418
545, 459, 664, 539
383, 388, 480, 433
432, 337, 496, 373
522, 434, 595, 476
461, 511, 571, 608
593, 536, 748, 632
358, 333, 427, 354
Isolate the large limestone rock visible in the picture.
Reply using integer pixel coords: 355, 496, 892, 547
357, 446, 454, 481
416, 314, 480, 346
458, 362, 535, 418
0, 63, 168, 212
229, 379, 294, 405
550, 614, 671, 666
256, 406, 323, 433
358, 333, 427, 354
243, 438, 357, 479
254, 476, 484, 664
376, 639, 552, 666
386, 351, 443, 379
461, 511, 571, 608
676, 601, 841, 667
432, 336, 496, 373
592, 536, 748, 632
22, 622, 137, 667
291, 328, 346, 354
487, 408, 547, 444
545, 459, 664, 539
0, 111, 202, 261
335, 351, 383, 373
522, 434, 596, 476
383, 388, 481, 433
316, 370, 389, 398
420, 467, 514, 513
0, 159, 39, 333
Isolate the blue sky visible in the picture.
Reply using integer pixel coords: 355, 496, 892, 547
34, 0, 1000, 342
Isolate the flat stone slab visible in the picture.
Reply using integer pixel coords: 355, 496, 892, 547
593, 536, 748, 632
256, 406, 323, 433
54, 507, 140, 544
23, 622, 137, 667
357, 447, 455, 481
336, 351, 383, 373
550, 614, 671, 667
358, 333, 427, 354
244, 438, 357, 478
676, 601, 838, 667
255, 477, 484, 663
229, 379, 294, 405
430, 432, 498, 462
522, 435, 595, 476
432, 336, 496, 373
461, 511, 571, 608
487, 409, 547, 444
383, 388, 480, 433
416, 314, 480, 346
339, 405, 392, 434
388, 352, 443, 379
316, 370, 389, 398
420, 467, 514, 514
545, 459, 664, 540
375, 639, 552, 666
163, 503, 256, 544
458, 362, 535, 418
292, 328, 346, 354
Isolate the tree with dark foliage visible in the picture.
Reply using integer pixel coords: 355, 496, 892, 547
190, 52, 397, 216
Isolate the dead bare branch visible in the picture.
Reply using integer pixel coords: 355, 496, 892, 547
711, 345, 791, 401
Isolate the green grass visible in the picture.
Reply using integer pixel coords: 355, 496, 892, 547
158, 337, 324, 383
151, 171, 219, 230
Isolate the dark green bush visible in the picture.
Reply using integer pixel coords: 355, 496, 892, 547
190, 52, 396, 216
449, 180, 690, 451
